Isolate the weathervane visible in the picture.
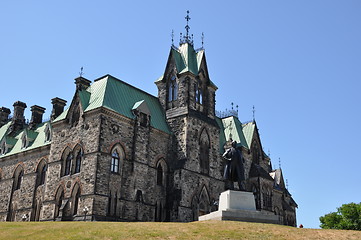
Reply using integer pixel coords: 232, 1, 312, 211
185, 10, 191, 39
278, 157, 281, 169
180, 10, 193, 45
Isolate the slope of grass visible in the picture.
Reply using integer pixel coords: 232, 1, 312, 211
1, 220, 361, 240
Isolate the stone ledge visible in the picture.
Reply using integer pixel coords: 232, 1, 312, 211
199, 209, 279, 224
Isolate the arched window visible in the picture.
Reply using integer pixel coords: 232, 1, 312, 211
71, 184, 81, 216
65, 152, 72, 176
110, 144, 125, 174
111, 150, 120, 173
74, 148, 82, 174
45, 126, 51, 142
13, 167, 24, 191
168, 75, 178, 102
198, 186, 210, 217
199, 129, 210, 174
36, 160, 47, 187
157, 164, 163, 186
54, 187, 64, 219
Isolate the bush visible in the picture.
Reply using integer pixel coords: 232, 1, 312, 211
320, 202, 361, 230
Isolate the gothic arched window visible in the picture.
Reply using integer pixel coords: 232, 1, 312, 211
168, 75, 178, 102
157, 164, 163, 186
65, 152, 72, 176
36, 160, 47, 187
13, 167, 24, 191
74, 148, 82, 174
71, 184, 81, 216
110, 144, 125, 174
199, 129, 210, 174
54, 187, 64, 219
111, 150, 120, 173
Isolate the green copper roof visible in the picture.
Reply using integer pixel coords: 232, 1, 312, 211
55, 75, 171, 134
0, 121, 51, 158
242, 121, 256, 148
216, 116, 248, 153
221, 116, 248, 149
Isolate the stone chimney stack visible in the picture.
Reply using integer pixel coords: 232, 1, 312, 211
0, 107, 11, 127
75, 76, 91, 91
29, 105, 46, 128
9, 101, 27, 134
51, 97, 67, 121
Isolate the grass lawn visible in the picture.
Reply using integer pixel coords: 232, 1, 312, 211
1, 220, 361, 240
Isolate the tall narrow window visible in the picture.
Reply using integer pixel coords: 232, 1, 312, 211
111, 150, 120, 173
39, 164, 47, 186
168, 75, 178, 102
157, 164, 163, 186
74, 149, 82, 174
199, 129, 210, 174
54, 189, 64, 219
71, 185, 80, 216
65, 153, 72, 176
195, 80, 203, 104
15, 170, 23, 190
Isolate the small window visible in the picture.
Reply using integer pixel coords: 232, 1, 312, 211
15, 170, 23, 190
157, 164, 163, 186
195, 80, 203, 104
111, 150, 120, 173
74, 149, 82, 174
65, 153, 72, 176
168, 75, 178, 102
39, 165, 47, 186
45, 127, 51, 142
21, 135, 27, 149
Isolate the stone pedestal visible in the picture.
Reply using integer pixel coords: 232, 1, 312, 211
199, 190, 279, 224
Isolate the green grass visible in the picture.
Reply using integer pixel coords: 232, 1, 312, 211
1, 220, 361, 240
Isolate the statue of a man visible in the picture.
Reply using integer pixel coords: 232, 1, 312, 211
222, 140, 245, 191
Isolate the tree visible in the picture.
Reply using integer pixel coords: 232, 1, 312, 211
320, 202, 361, 230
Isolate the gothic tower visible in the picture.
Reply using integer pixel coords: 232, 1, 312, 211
155, 12, 224, 221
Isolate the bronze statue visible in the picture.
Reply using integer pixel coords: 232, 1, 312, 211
223, 140, 245, 191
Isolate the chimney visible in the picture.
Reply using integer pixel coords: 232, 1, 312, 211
51, 97, 67, 121
75, 76, 91, 91
29, 105, 46, 128
0, 107, 11, 127
8, 101, 27, 134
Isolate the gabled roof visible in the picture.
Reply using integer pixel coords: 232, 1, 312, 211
249, 162, 274, 181
156, 44, 217, 89
54, 75, 171, 134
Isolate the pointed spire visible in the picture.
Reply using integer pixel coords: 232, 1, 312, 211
201, 32, 204, 48
171, 29, 174, 46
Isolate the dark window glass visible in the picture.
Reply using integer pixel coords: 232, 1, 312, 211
111, 150, 120, 173
74, 149, 82, 174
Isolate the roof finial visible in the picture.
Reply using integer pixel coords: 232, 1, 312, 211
79, 67, 84, 77
185, 10, 191, 39
286, 179, 289, 189
201, 32, 204, 48
252, 105, 256, 121
171, 29, 174, 46
278, 157, 281, 169
231, 102, 234, 110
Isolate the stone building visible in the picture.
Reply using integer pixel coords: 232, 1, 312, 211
0, 17, 297, 225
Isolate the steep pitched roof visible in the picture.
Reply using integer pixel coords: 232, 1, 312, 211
156, 44, 217, 89
0, 121, 51, 158
54, 75, 171, 134
221, 116, 248, 149
242, 121, 256, 148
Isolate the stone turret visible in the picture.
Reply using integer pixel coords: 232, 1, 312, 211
29, 105, 46, 129
0, 107, 11, 127
51, 97, 67, 121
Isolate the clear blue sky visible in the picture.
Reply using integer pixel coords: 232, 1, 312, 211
1, 1, 360, 228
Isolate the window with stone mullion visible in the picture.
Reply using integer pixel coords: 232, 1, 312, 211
65, 153, 72, 176
74, 149, 82, 174
111, 150, 120, 173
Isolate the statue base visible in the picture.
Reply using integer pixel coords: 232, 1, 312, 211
199, 190, 279, 224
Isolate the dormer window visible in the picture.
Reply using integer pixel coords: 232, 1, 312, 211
21, 135, 27, 149
140, 112, 148, 127
45, 125, 51, 142
168, 75, 178, 102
